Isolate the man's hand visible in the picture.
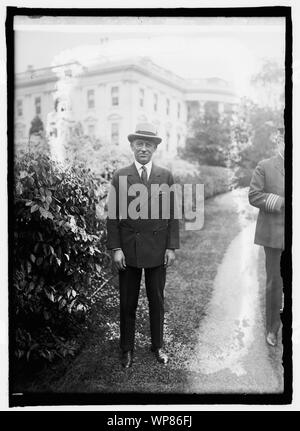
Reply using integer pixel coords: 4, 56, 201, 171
113, 249, 126, 270
164, 249, 176, 267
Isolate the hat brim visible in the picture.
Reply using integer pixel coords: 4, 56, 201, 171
128, 133, 162, 145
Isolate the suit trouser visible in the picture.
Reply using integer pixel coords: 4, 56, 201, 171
119, 265, 166, 352
264, 247, 283, 334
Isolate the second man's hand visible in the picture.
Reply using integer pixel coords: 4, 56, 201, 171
113, 249, 127, 270
164, 249, 176, 267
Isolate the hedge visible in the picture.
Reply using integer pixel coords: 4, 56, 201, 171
161, 156, 234, 199
13, 152, 111, 363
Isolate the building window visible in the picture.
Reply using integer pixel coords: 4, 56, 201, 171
224, 103, 233, 116
18, 128, 24, 139
154, 93, 158, 112
166, 131, 170, 151
187, 101, 200, 121
16, 99, 23, 117
177, 133, 181, 148
87, 89, 95, 109
177, 102, 181, 119
65, 69, 72, 77
204, 101, 219, 123
187, 105, 191, 119
111, 86, 119, 106
88, 124, 95, 137
166, 98, 170, 116
15, 123, 25, 139
111, 122, 119, 144
139, 88, 145, 108
35, 97, 41, 115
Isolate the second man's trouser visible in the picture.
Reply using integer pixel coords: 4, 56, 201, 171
119, 265, 166, 352
264, 246, 283, 334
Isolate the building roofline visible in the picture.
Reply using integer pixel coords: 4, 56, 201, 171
184, 88, 238, 98
82, 62, 186, 91
15, 57, 238, 98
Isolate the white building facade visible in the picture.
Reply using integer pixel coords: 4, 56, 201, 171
15, 57, 239, 157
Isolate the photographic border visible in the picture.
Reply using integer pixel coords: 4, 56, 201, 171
6, 5, 293, 407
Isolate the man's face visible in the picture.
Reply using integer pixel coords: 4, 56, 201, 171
130, 138, 157, 164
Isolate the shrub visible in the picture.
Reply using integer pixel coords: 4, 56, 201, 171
158, 155, 198, 178
13, 152, 111, 364
158, 156, 232, 227
161, 156, 233, 199
196, 165, 234, 198
64, 134, 133, 179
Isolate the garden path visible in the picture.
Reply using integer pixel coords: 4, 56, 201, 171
187, 190, 284, 393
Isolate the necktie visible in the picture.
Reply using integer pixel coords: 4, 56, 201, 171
141, 165, 148, 185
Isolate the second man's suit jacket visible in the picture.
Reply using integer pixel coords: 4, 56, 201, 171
107, 162, 180, 268
248, 153, 285, 250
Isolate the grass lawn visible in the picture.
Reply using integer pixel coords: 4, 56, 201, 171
15, 192, 242, 394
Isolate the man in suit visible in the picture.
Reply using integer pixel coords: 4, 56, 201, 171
107, 123, 180, 368
248, 127, 285, 347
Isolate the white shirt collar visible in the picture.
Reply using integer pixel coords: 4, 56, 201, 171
134, 160, 152, 178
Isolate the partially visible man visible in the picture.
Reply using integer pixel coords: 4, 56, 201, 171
107, 123, 180, 368
248, 127, 285, 347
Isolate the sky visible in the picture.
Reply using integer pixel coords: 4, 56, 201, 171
14, 16, 285, 98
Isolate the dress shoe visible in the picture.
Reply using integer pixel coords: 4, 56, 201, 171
121, 350, 133, 368
151, 347, 168, 364
266, 332, 277, 347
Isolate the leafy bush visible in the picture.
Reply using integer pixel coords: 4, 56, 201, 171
158, 156, 232, 226
64, 134, 133, 179
158, 157, 234, 199
196, 165, 234, 198
158, 155, 199, 178
13, 152, 111, 363
162, 157, 233, 199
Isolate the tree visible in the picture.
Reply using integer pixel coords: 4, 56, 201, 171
229, 59, 284, 185
251, 59, 285, 110
230, 97, 283, 186
180, 59, 284, 185
181, 109, 232, 167
239, 101, 282, 168
29, 115, 44, 137
234, 58, 285, 171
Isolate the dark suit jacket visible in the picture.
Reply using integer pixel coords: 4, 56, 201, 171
107, 162, 180, 268
248, 154, 284, 249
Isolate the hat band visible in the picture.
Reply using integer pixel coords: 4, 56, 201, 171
135, 130, 157, 136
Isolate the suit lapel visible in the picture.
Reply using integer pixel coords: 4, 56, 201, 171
147, 164, 161, 202
148, 163, 160, 186
127, 163, 143, 187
